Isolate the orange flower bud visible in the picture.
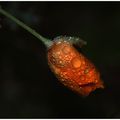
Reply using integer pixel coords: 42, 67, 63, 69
48, 36, 104, 96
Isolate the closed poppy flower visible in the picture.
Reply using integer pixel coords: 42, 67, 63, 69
48, 36, 104, 96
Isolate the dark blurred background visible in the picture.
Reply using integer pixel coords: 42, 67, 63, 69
0, 1, 120, 118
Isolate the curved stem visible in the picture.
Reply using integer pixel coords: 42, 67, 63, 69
0, 7, 53, 48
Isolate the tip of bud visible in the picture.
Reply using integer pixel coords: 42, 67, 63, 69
53, 35, 87, 48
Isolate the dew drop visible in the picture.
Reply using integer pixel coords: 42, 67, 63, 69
62, 46, 71, 54
72, 57, 81, 68
84, 69, 89, 74
61, 79, 65, 82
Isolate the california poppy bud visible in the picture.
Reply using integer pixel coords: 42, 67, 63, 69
48, 36, 104, 96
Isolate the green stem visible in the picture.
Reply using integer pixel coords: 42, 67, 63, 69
0, 7, 53, 48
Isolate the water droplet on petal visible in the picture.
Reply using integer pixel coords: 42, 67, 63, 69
72, 57, 81, 68
84, 69, 89, 74
62, 46, 71, 54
